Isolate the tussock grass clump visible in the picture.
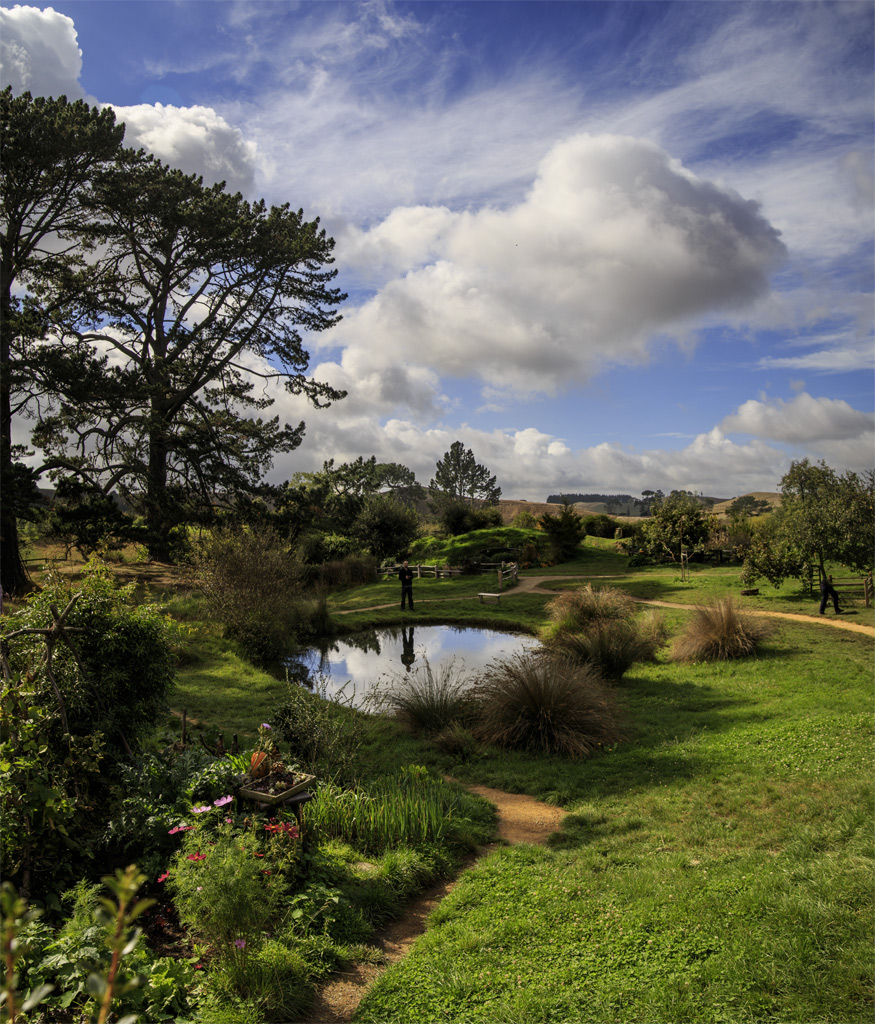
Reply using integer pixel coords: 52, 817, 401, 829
543, 584, 636, 639
369, 658, 476, 735
547, 617, 662, 680
672, 597, 772, 661
472, 653, 624, 758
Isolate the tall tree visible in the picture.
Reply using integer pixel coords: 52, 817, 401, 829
38, 153, 346, 561
430, 441, 501, 507
0, 88, 125, 594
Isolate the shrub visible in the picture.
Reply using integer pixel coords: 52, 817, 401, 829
272, 681, 363, 786
546, 617, 662, 680
190, 525, 313, 662
314, 554, 378, 590
672, 598, 772, 661
582, 513, 619, 538
471, 653, 624, 758
368, 658, 477, 735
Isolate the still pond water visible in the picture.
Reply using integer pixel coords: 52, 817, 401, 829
287, 625, 538, 708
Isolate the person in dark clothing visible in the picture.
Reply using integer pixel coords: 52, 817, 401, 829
819, 576, 842, 614
399, 560, 415, 610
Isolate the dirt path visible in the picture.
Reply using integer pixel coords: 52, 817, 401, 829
337, 574, 874, 638
306, 785, 565, 1024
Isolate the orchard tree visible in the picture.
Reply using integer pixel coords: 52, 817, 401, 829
0, 88, 126, 594
642, 490, 715, 561
743, 460, 874, 586
37, 152, 346, 561
430, 441, 501, 507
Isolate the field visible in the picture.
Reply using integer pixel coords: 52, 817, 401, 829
11, 538, 874, 1022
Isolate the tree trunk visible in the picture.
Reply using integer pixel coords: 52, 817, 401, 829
145, 416, 172, 562
0, 289, 33, 598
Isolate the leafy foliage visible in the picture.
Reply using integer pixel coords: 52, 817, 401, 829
743, 459, 874, 586
353, 493, 420, 561
640, 490, 715, 561
0, 88, 127, 595
538, 502, 586, 561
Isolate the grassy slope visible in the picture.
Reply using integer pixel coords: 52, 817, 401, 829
354, 621, 874, 1024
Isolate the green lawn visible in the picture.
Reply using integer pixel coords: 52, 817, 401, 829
354, 622, 874, 1024
166, 552, 873, 1023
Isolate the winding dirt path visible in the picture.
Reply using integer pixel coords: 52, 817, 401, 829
337, 574, 874, 638
307, 785, 565, 1024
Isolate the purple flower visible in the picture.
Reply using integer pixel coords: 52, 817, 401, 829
260, 723, 271, 730
213, 795, 233, 808
234, 939, 246, 949
191, 805, 212, 814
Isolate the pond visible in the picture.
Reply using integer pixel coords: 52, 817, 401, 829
286, 625, 538, 708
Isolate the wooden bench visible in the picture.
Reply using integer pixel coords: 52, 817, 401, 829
478, 592, 501, 603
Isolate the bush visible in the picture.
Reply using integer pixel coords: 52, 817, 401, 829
190, 525, 314, 662
314, 554, 378, 590
546, 617, 663, 680
582, 513, 619, 538
368, 658, 477, 735
672, 598, 772, 661
471, 653, 624, 758
272, 681, 364, 786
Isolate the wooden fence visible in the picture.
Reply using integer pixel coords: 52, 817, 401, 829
379, 562, 520, 589
811, 569, 873, 607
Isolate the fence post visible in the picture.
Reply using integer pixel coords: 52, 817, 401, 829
866, 575, 872, 608
498, 568, 503, 591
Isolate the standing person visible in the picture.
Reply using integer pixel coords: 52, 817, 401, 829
819, 575, 842, 614
399, 560, 415, 611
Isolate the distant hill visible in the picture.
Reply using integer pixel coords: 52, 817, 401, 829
711, 492, 781, 516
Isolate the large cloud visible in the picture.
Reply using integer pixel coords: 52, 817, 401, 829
0, 4, 84, 99
332, 133, 786, 396
721, 393, 874, 444
0, 5, 258, 193
108, 103, 257, 192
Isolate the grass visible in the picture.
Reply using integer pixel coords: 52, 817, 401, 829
353, 621, 874, 1023
31, 543, 869, 1022
672, 597, 773, 661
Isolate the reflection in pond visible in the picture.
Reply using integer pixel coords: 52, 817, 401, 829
287, 625, 537, 707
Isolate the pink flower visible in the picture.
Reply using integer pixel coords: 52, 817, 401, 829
168, 825, 194, 834
157, 872, 169, 883
213, 795, 233, 808
187, 852, 207, 862
234, 939, 246, 949
191, 805, 212, 814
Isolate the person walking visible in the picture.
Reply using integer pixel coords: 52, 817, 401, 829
399, 560, 415, 610
818, 575, 842, 614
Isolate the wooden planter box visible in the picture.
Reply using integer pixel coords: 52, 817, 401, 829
238, 772, 315, 808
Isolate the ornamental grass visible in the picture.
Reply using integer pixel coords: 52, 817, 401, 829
369, 658, 477, 735
542, 584, 637, 642
672, 597, 772, 662
547, 616, 665, 680
471, 652, 624, 759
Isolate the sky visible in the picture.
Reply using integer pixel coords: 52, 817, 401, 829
2, 0, 873, 501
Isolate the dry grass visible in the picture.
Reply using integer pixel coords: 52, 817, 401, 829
471, 652, 624, 758
672, 597, 772, 661
544, 585, 636, 636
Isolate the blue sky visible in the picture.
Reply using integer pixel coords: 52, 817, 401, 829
2, 0, 872, 500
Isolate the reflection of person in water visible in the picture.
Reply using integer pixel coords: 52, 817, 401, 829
401, 626, 415, 672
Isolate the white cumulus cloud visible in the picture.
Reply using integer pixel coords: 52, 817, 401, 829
331, 133, 786, 396
0, 4, 84, 99
721, 393, 875, 444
